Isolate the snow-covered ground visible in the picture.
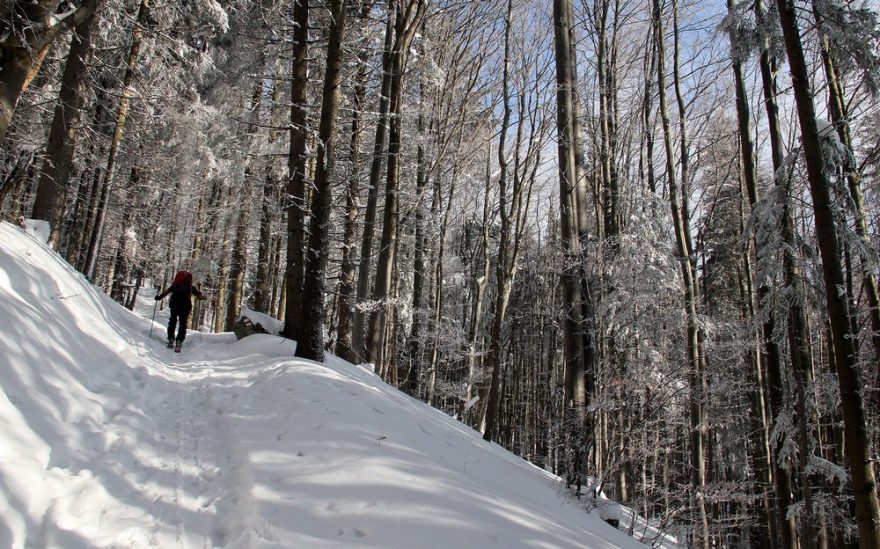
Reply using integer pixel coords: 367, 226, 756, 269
0, 220, 651, 548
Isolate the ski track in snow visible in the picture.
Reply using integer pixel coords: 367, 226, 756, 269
0, 222, 660, 549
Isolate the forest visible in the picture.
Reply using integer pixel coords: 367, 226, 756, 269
1, 0, 879, 547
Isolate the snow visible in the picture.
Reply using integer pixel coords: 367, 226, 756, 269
0, 221, 645, 548
22, 219, 51, 244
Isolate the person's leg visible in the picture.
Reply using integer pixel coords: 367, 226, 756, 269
167, 307, 178, 342
176, 309, 190, 342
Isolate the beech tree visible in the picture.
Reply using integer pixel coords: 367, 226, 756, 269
4, 0, 879, 545
775, 0, 880, 545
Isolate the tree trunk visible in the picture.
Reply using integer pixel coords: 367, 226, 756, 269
254, 58, 285, 314
110, 168, 136, 304
464, 149, 493, 420
775, 1, 880, 546
335, 27, 370, 363
365, 0, 427, 368
83, 0, 149, 281
295, 0, 350, 361
554, 0, 595, 490
652, 0, 708, 545
213, 221, 232, 334
730, 3, 791, 546
352, 13, 395, 362
254, 167, 276, 314
483, 0, 514, 441
224, 182, 252, 331
811, 0, 880, 374
282, 0, 310, 343
403, 83, 428, 394
30, 2, 101, 247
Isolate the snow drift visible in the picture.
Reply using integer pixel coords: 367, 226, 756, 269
0, 221, 642, 548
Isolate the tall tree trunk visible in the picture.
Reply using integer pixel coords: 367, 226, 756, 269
63, 167, 90, 263
427, 143, 462, 407
652, 0, 708, 545
335, 25, 370, 363
213, 220, 232, 334
566, 0, 596, 429
110, 167, 136, 303
296, 0, 351, 361
464, 148, 493, 420
365, 0, 427, 368
553, 0, 585, 412
254, 166, 276, 314
553, 0, 590, 488
352, 13, 395, 361
30, 2, 101, 247
775, 1, 880, 546
225, 65, 266, 331
403, 81, 428, 394
483, 0, 514, 441
642, 29, 657, 195
83, 0, 149, 281
282, 0, 310, 343
225, 182, 252, 331
729, 2, 789, 546
254, 57, 284, 314
811, 0, 880, 373
74, 158, 102, 271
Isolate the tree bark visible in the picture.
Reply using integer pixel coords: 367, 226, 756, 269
775, 1, 880, 546
352, 13, 395, 362
811, 0, 880, 374
403, 79, 428, 394
296, 0, 350, 361
225, 181, 252, 331
652, 0, 708, 545
282, 0, 310, 343
83, 0, 149, 282
30, 2, 101, 247
483, 0, 514, 441
254, 58, 284, 314
365, 0, 427, 368
335, 21, 370, 364
254, 167, 276, 314
731, 2, 792, 546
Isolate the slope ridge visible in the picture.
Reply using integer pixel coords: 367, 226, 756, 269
0, 221, 639, 548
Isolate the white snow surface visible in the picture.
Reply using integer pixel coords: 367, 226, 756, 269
0, 221, 643, 548
22, 219, 51, 244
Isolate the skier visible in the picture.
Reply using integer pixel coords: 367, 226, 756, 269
155, 270, 205, 351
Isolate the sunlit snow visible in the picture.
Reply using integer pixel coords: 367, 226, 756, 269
0, 220, 651, 548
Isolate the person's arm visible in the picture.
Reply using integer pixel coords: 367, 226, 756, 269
193, 286, 206, 300
155, 286, 170, 300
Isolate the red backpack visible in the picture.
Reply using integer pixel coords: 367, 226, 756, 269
172, 270, 193, 286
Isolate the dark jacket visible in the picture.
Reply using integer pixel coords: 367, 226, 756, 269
158, 284, 203, 312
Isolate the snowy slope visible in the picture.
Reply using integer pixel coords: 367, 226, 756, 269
0, 221, 644, 548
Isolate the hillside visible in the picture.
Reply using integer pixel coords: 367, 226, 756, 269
0, 220, 646, 548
